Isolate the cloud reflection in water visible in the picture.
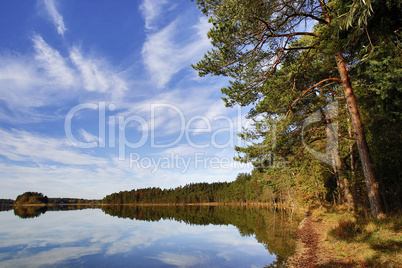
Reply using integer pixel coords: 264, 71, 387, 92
0, 208, 279, 267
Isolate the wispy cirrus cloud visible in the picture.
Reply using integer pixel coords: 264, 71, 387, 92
119, 80, 236, 139
69, 46, 128, 98
0, 34, 129, 123
33, 34, 75, 87
0, 129, 106, 166
139, 0, 170, 31
0, 1, 253, 200
142, 16, 212, 89
33, 34, 129, 98
79, 128, 101, 144
42, 0, 67, 36
142, 21, 180, 89
0, 54, 45, 108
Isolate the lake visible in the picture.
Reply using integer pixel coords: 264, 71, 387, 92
0, 205, 301, 267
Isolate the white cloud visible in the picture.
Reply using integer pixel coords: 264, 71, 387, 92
0, 129, 106, 166
139, 0, 213, 89
156, 144, 203, 157
43, 0, 67, 36
0, 52, 73, 124
0, 1, 253, 200
139, 0, 170, 31
151, 252, 207, 267
0, 55, 45, 108
142, 16, 212, 89
69, 47, 108, 92
0, 161, 132, 199
0, 209, 275, 267
119, 83, 239, 140
69, 46, 128, 99
33, 34, 75, 87
142, 20, 181, 89
0, 34, 130, 123
0, 246, 101, 268
79, 128, 100, 144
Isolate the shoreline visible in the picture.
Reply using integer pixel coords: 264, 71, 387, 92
286, 207, 402, 267
10, 202, 301, 210
98, 201, 299, 208
12, 203, 99, 207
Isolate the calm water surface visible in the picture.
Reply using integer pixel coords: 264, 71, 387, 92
0, 206, 300, 267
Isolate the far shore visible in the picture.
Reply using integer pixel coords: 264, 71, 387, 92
12, 203, 100, 207
12, 201, 299, 209
98, 202, 299, 209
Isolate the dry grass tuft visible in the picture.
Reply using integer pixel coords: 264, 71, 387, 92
330, 218, 361, 239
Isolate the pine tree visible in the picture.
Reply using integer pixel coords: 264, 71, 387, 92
193, 0, 400, 218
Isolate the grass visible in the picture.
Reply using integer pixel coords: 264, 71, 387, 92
311, 206, 402, 267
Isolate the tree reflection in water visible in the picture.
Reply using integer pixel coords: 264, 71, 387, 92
102, 205, 302, 266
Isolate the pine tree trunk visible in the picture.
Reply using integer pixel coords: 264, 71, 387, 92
343, 174, 355, 209
325, 116, 355, 209
324, 118, 344, 203
310, 160, 322, 206
348, 119, 355, 176
328, 128, 355, 208
326, 123, 344, 203
335, 53, 383, 218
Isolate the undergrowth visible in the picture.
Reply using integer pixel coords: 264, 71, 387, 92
312, 206, 402, 267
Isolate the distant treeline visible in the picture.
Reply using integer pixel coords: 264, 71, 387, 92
0, 199, 14, 211
103, 173, 289, 205
12, 192, 100, 205
0, 199, 14, 206
48, 198, 100, 205
103, 181, 230, 204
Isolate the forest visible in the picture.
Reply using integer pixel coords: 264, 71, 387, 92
102, 172, 315, 206
190, 0, 401, 218
105, 0, 401, 219
10, 192, 100, 207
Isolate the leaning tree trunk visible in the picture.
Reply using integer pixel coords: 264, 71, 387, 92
335, 53, 383, 218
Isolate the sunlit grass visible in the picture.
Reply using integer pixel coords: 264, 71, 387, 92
312, 207, 402, 267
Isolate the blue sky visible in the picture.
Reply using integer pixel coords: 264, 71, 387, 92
0, 0, 252, 199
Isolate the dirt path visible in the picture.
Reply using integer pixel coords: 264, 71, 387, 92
287, 216, 319, 267
287, 215, 357, 267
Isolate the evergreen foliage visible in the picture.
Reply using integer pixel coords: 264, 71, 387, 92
103, 173, 267, 204
191, 0, 401, 216
103, 172, 308, 206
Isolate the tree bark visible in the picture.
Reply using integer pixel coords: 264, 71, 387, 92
325, 114, 355, 209
324, 113, 344, 204
310, 160, 322, 206
335, 53, 383, 218
348, 118, 355, 176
